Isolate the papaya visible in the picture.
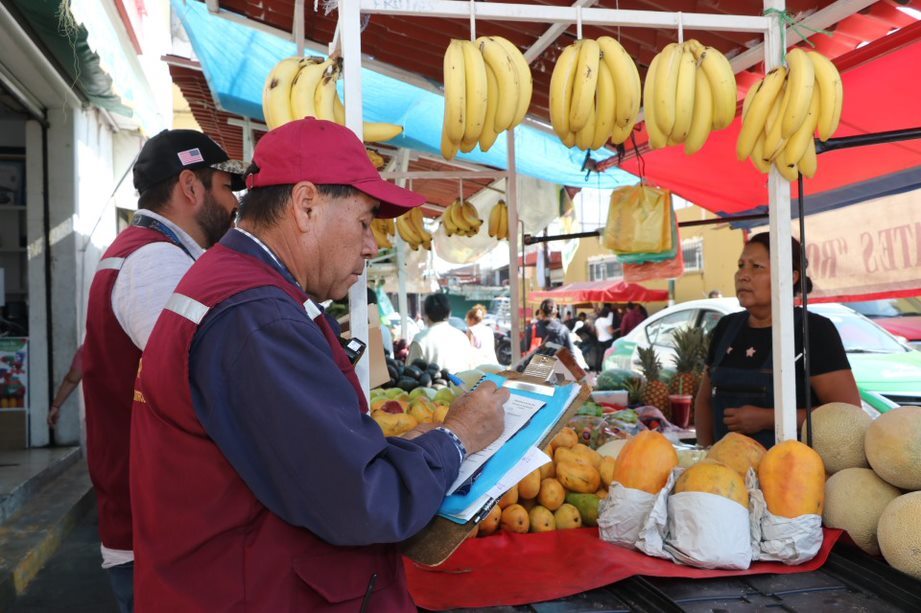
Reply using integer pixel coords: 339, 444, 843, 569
706, 432, 766, 478
500, 503, 530, 533
599, 456, 616, 488
565, 492, 601, 527
556, 460, 601, 494
528, 505, 556, 532
611, 431, 678, 493
554, 503, 582, 530
758, 440, 826, 518
518, 469, 542, 500
477, 504, 502, 536
550, 427, 578, 451
497, 484, 519, 509
537, 478, 565, 511
674, 460, 749, 508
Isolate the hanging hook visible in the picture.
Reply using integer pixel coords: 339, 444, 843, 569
677, 12, 684, 44
576, 6, 583, 40
469, 0, 476, 41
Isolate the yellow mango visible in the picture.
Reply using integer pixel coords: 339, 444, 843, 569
518, 469, 542, 500
550, 427, 578, 451
599, 456, 616, 488
538, 478, 565, 511
477, 504, 502, 536
556, 460, 601, 494
500, 504, 530, 533
554, 503, 582, 530
528, 505, 556, 532
497, 484, 519, 509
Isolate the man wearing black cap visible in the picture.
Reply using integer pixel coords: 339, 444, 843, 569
130, 118, 506, 611
80, 129, 244, 612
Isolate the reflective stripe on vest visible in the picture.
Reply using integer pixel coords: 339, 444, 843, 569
165, 292, 324, 326
97, 257, 126, 272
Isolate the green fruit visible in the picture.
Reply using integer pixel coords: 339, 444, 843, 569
385, 388, 406, 399
409, 387, 430, 400
434, 388, 456, 405
565, 493, 600, 527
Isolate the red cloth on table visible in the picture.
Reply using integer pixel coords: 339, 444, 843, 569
404, 527, 842, 611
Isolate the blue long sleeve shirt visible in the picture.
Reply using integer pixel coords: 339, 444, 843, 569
187, 229, 462, 546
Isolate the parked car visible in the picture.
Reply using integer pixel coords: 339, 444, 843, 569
842, 297, 921, 350
603, 298, 921, 415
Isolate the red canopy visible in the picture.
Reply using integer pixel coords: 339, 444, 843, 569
529, 280, 669, 305
614, 23, 921, 218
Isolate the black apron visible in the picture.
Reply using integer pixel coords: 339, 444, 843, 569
709, 310, 807, 449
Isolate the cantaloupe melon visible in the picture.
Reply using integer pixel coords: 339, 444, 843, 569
864, 406, 921, 491
878, 492, 921, 580
823, 468, 901, 556
802, 402, 871, 474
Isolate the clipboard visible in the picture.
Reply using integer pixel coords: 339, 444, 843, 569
400, 369, 592, 567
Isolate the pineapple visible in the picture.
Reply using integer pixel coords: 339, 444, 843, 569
669, 326, 706, 397
623, 375, 644, 407
637, 346, 670, 416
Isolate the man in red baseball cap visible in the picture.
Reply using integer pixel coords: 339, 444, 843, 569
130, 118, 506, 610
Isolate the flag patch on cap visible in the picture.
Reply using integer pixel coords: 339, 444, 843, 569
177, 148, 205, 166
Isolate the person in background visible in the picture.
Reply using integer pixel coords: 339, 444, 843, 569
407, 293, 474, 373
708, 289, 723, 299
694, 232, 860, 448
466, 304, 498, 366
593, 304, 615, 370
129, 118, 507, 610
81, 129, 244, 612
522, 308, 542, 352
562, 309, 576, 331
535, 299, 576, 352
48, 345, 83, 427
619, 302, 646, 337
572, 312, 587, 335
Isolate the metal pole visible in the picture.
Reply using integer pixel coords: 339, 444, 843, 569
507, 129, 521, 363
394, 149, 411, 341
798, 174, 813, 447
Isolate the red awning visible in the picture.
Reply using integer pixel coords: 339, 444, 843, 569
612, 24, 921, 218
529, 280, 669, 305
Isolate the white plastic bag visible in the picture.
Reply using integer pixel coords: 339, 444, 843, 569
598, 483, 656, 549
664, 492, 752, 570
747, 470, 823, 565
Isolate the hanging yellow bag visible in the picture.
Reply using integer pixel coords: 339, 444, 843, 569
602, 185, 673, 254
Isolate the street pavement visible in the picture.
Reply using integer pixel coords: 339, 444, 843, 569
11, 507, 118, 612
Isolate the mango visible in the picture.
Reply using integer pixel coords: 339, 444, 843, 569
599, 456, 616, 488
433, 404, 449, 424
528, 505, 556, 532
538, 478, 565, 511
540, 444, 556, 479
518, 469, 542, 500
519, 498, 537, 511
571, 444, 603, 468
407, 398, 435, 424
500, 504, 530, 533
595, 488, 608, 499
554, 503, 582, 530
497, 485, 519, 509
477, 504, 502, 536
556, 460, 601, 494
566, 493, 600, 527
371, 411, 418, 437
434, 388, 456, 405
554, 446, 591, 468
550, 427, 578, 451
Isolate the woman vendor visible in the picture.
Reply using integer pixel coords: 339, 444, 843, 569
694, 232, 861, 448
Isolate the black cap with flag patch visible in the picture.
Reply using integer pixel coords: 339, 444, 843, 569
133, 129, 247, 194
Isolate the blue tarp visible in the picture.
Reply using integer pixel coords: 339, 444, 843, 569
173, 0, 639, 190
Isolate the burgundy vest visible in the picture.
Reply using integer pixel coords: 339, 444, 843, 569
130, 244, 410, 612
82, 225, 173, 550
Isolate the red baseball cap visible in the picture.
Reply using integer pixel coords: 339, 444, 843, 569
245, 118, 424, 218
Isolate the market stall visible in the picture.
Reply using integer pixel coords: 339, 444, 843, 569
529, 279, 669, 305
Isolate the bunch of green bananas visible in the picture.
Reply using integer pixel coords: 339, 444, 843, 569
441, 199, 483, 237
261, 55, 404, 143
441, 36, 533, 160
395, 207, 433, 251
737, 48, 843, 181
549, 37, 642, 151
642, 39, 738, 155
487, 200, 509, 241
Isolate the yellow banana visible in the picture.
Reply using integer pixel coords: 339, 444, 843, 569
736, 67, 787, 161
750, 133, 771, 173
741, 82, 758, 122
549, 42, 581, 140
289, 57, 330, 121
670, 44, 696, 143
762, 79, 790, 161
597, 36, 641, 129
396, 213, 422, 247
685, 38, 706, 59
409, 207, 429, 243
697, 45, 738, 130
591, 58, 616, 150
263, 57, 306, 130
461, 200, 483, 234
371, 220, 393, 249
443, 40, 467, 146
774, 156, 800, 182
461, 40, 488, 143
575, 102, 596, 150
684, 66, 712, 155
314, 63, 340, 123
569, 38, 600, 134
561, 131, 577, 149
643, 52, 668, 150
333, 91, 345, 124
490, 37, 532, 127
441, 204, 458, 237
363, 122, 403, 143
488, 201, 502, 238
459, 135, 479, 153
807, 50, 843, 141
383, 217, 395, 237
497, 202, 508, 240
652, 42, 682, 137
478, 64, 501, 152
610, 116, 636, 146
799, 137, 818, 178
441, 128, 459, 161
478, 36, 519, 132
448, 201, 469, 235
780, 48, 815, 139
780, 89, 820, 168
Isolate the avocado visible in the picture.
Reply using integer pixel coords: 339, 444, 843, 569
404, 365, 424, 379
412, 359, 430, 371
418, 372, 432, 388
397, 377, 418, 392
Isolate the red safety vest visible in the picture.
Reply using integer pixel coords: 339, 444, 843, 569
131, 243, 411, 612
81, 225, 172, 550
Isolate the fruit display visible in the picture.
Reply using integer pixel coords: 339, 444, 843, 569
736, 48, 843, 180
668, 326, 707, 397
864, 406, 921, 491
370, 218, 396, 250
383, 357, 451, 392
877, 491, 921, 580
395, 206, 434, 251
674, 459, 749, 508
486, 200, 510, 241
549, 36, 642, 150
823, 468, 900, 556
441, 199, 483, 237
441, 36, 533, 160
705, 432, 766, 478
642, 39, 737, 154
262, 55, 404, 142
369, 383, 458, 437
611, 430, 678, 494
594, 368, 642, 392
636, 346, 670, 415
802, 401, 871, 474
758, 440, 826, 518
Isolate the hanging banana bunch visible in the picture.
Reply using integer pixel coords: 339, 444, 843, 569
441, 36, 533, 159
370, 218, 396, 250
441, 199, 483, 237
261, 55, 404, 143
737, 48, 842, 180
487, 200, 510, 241
395, 207, 433, 251
548, 36, 642, 151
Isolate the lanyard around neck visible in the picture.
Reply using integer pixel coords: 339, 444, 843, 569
132, 215, 195, 260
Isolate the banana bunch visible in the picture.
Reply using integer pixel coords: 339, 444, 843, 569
366, 148, 387, 170
441, 36, 533, 159
736, 48, 842, 181
643, 40, 738, 154
395, 207, 433, 251
441, 199, 483, 237
261, 55, 404, 142
371, 218, 395, 250
487, 200, 510, 241
549, 37, 642, 151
